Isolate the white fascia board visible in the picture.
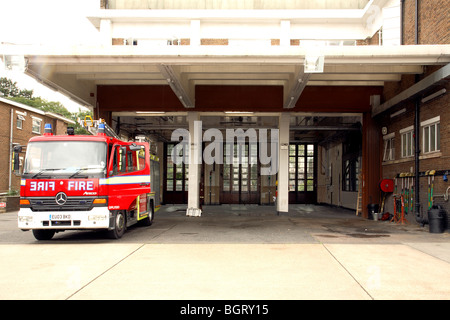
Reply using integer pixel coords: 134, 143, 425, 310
2, 40, 449, 71
4, 43, 449, 66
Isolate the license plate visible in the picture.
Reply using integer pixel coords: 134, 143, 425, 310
50, 214, 71, 220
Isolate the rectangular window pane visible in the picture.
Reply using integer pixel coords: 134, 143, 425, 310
298, 180, 305, 192
250, 180, 257, 191
250, 164, 257, 177
437, 123, 440, 150
167, 167, 173, 179
430, 125, 436, 152
232, 180, 239, 191
307, 144, 314, 156
241, 177, 248, 191
223, 165, 230, 179
307, 180, 314, 191
289, 145, 296, 156
424, 126, 429, 153
402, 134, 406, 157
32, 119, 41, 133
289, 181, 296, 191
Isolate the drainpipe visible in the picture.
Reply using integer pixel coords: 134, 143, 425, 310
8, 108, 13, 192
415, 0, 419, 45
414, 98, 425, 225
400, 0, 404, 45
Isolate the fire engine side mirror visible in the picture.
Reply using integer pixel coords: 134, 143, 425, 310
129, 143, 144, 151
12, 146, 22, 176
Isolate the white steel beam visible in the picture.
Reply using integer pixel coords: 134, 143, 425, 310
158, 64, 194, 108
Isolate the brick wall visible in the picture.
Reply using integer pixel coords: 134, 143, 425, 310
403, 0, 450, 45
0, 100, 71, 193
380, 79, 450, 222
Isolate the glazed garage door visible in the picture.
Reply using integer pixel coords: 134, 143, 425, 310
289, 143, 317, 204
221, 143, 259, 204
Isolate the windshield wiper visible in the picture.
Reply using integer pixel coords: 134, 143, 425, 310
68, 166, 104, 179
68, 168, 90, 179
31, 168, 61, 179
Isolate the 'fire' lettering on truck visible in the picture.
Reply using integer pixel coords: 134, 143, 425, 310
68, 180, 94, 191
29, 181, 55, 191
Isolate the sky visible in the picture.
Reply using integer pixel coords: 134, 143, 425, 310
0, 0, 100, 112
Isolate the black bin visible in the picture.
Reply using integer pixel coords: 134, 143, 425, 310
428, 206, 446, 234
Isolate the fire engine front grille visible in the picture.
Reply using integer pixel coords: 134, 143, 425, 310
29, 197, 95, 212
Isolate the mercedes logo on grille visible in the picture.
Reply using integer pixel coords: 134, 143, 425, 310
55, 192, 68, 206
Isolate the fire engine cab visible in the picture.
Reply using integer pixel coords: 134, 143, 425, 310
15, 120, 160, 240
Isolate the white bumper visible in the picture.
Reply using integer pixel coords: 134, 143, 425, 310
18, 207, 111, 230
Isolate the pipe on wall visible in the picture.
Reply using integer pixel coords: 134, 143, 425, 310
414, 98, 426, 225
400, 0, 404, 45
415, 0, 419, 44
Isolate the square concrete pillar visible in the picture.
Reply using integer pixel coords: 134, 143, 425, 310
277, 113, 290, 213
186, 112, 202, 216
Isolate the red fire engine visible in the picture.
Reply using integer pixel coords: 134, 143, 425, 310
15, 119, 160, 240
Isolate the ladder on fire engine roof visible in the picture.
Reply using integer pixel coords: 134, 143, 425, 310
78, 116, 120, 139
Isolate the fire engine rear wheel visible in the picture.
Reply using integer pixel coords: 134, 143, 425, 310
32, 229, 55, 241
108, 211, 126, 239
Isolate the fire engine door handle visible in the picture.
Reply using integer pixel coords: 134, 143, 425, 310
140, 183, 150, 187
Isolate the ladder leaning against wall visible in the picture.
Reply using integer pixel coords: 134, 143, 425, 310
356, 174, 363, 216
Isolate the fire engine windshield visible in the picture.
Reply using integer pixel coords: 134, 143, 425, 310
23, 141, 107, 178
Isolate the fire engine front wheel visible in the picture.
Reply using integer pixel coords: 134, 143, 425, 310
140, 202, 154, 226
32, 229, 56, 241
108, 211, 126, 239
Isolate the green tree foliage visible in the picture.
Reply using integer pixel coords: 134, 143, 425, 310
1, 77, 91, 134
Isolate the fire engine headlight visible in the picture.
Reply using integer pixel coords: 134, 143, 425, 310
18, 216, 33, 223
88, 214, 107, 221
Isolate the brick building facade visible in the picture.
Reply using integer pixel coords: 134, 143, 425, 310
0, 97, 75, 193
375, 0, 450, 223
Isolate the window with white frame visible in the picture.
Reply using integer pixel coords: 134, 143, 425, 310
400, 126, 414, 158
383, 133, 395, 161
422, 116, 440, 154
16, 114, 25, 129
32, 117, 42, 134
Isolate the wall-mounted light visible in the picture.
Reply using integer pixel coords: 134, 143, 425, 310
136, 111, 166, 114
422, 89, 446, 104
224, 111, 254, 114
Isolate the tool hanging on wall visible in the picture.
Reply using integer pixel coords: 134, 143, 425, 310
427, 170, 436, 210
409, 173, 414, 214
401, 173, 409, 215
391, 173, 408, 224
391, 193, 408, 224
